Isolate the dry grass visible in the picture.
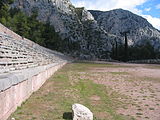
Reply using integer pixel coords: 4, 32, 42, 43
8, 62, 160, 120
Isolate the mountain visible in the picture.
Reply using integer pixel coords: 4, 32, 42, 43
10, 1, 160, 60
89, 9, 160, 51
11, 0, 114, 60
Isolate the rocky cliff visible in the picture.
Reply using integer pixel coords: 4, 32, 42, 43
11, 1, 160, 59
12, 0, 113, 60
89, 9, 160, 51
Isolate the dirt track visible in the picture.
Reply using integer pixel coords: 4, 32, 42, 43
89, 62, 160, 120
9, 62, 160, 120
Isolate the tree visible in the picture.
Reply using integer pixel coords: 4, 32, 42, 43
0, 4, 66, 53
0, 0, 13, 9
0, 0, 13, 24
119, 31, 129, 61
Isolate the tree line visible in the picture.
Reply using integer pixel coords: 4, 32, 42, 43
0, 0, 63, 52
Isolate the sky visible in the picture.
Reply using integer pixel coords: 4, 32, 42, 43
71, 0, 160, 30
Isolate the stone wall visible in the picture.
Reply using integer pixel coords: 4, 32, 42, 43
0, 24, 69, 73
0, 23, 70, 120
0, 62, 67, 120
128, 59, 160, 64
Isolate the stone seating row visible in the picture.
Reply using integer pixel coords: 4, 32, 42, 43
0, 32, 67, 73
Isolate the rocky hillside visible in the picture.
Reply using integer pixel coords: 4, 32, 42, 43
89, 9, 160, 51
10, 0, 160, 60
11, 0, 114, 60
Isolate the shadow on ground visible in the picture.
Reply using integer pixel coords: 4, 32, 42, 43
63, 112, 72, 120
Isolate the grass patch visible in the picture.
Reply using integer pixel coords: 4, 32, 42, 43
145, 65, 160, 69
9, 63, 135, 120
110, 72, 129, 75
149, 108, 155, 110
136, 113, 143, 115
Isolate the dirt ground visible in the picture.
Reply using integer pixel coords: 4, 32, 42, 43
9, 62, 160, 120
88, 63, 160, 120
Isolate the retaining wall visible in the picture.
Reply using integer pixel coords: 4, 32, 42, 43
0, 23, 71, 120
0, 62, 67, 120
128, 59, 160, 64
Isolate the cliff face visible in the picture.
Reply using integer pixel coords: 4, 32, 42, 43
11, 1, 160, 59
89, 9, 160, 51
12, 0, 113, 59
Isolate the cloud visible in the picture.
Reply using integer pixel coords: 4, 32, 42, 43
156, 4, 160, 9
72, 0, 148, 12
72, 0, 160, 30
144, 7, 151, 11
142, 15, 160, 30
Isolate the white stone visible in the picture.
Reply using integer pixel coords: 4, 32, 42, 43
72, 103, 93, 120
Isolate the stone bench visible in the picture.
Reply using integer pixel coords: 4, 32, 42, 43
0, 31, 69, 74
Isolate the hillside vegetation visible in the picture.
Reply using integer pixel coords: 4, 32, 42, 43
1, 0, 160, 61
0, 0, 64, 52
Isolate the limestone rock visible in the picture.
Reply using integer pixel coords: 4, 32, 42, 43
72, 104, 93, 120
11, 0, 113, 60
89, 9, 160, 50
11, 1, 160, 59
